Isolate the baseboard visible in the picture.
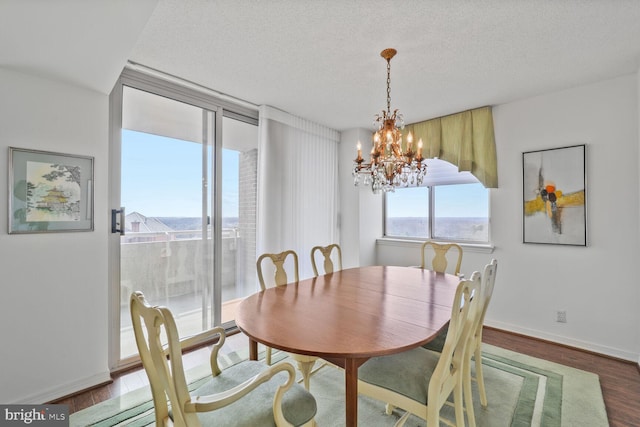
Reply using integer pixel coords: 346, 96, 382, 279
486, 320, 639, 363
11, 371, 112, 405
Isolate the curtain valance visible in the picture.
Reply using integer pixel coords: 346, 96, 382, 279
404, 106, 498, 188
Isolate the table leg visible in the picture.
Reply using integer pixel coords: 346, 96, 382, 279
344, 358, 360, 427
249, 338, 258, 361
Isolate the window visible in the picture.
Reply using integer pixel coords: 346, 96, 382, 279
386, 186, 430, 238
384, 160, 489, 243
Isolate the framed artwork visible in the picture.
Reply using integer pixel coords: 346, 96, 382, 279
8, 147, 94, 234
522, 144, 586, 246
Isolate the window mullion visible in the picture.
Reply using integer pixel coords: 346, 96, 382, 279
428, 186, 434, 239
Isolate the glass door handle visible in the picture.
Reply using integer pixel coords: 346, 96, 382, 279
111, 207, 125, 235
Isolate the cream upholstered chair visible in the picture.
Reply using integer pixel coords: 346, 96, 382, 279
130, 291, 317, 427
424, 258, 498, 414
357, 272, 481, 427
420, 241, 463, 357
420, 241, 463, 276
256, 250, 320, 390
309, 244, 342, 374
310, 244, 342, 276
468, 258, 498, 407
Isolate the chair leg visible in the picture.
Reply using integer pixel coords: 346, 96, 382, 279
296, 359, 315, 391
464, 357, 477, 427
394, 411, 410, 427
426, 402, 440, 427
266, 346, 272, 365
453, 381, 465, 427
385, 403, 395, 415
475, 346, 488, 407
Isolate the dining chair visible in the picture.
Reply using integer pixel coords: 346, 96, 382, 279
257, 250, 299, 292
130, 291, 317, 427
310, 244, 343, 374
469, 258, 498, 407
357, 272, 481, 427
420, 241, 463, 276
310, 243, 342, 276
256, 250, 321, 390
424, 258, 498, 411
417, 241, 464, 355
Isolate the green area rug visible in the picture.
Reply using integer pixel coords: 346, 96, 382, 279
70, 344, 608, 426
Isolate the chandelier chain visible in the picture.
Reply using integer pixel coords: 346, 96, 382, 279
386, 58, 392, 115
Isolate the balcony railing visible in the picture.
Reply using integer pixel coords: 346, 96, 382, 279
119, 228, 244, 305
119, 228, 255, 358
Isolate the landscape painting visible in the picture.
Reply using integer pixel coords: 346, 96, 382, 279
26, 160, 82, 222
522, 144, 586, 245
9, 147, 94, 233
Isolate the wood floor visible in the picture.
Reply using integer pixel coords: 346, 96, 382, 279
53, 327, 640, 426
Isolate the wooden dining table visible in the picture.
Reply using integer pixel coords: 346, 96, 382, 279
235, 265, 459, 427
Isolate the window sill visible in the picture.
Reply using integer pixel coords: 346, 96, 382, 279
376, 237, 495, 254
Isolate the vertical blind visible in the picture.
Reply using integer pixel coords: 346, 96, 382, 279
257, 106, 340, 279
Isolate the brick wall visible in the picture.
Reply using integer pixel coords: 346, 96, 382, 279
238, 148, 258, 295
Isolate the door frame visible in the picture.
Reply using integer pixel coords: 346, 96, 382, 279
108, 66, 258, 371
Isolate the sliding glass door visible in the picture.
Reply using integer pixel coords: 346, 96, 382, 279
117, 86, 214, 360
110, 70, 258, 368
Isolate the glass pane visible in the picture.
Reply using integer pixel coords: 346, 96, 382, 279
433, 183, 489, 242
221, 117, 258, 325
120, 86, 213, 360
385, 187, 429, 238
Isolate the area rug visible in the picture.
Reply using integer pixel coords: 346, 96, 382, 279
70, 343, 608, 426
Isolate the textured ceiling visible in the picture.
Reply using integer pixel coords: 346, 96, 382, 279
0, 0, 158, 94
3, 0, 640, 132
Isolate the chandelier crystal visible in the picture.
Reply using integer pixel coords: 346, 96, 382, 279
353, 48, 427, 193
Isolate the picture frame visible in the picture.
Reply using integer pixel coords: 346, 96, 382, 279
8, 147, 94, 234
522, 144, 586, 246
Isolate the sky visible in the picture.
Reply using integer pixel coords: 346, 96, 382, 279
386, 183, 489, 218
121, 129, 239, 218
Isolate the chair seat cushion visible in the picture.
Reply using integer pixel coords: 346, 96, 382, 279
191, 360, 317, 426
422, 325, 448, 353
358, 347, 439, 404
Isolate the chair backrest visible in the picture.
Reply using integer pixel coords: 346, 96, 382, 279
310, 244, 343, 276
429, 272, 481, 402
257, 250, 299, 290
130, 291, 222, 426
475, 258, 498, 339
420, 241, 463, 275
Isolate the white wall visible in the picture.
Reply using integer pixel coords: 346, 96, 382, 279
638, 68, 640, 367
0, 69, 110, 403
376, 74, 640, 361
339, 128, 382, 268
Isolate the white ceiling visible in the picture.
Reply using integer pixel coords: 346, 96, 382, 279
3, 0, 640, 132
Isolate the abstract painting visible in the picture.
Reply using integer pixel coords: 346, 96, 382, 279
522, 144, 586, 245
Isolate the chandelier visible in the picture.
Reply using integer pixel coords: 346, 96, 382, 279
353, 48, 427, 193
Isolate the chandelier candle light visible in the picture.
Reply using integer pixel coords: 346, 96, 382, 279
353, 48, 427, 193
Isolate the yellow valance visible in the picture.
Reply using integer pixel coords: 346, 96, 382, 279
405, 106, 498, 188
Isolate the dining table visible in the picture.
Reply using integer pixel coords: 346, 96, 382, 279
235, 265, 460, 427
